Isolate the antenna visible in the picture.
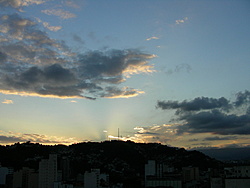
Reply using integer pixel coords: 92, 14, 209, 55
118, 128, 120, 140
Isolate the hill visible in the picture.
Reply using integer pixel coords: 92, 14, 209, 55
0, 140, 223, 187
197, 147, 250, 161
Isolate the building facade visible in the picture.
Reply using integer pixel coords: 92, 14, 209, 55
39, 154, 58, 188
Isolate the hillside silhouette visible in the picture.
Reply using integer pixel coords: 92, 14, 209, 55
0, 140, 222, 187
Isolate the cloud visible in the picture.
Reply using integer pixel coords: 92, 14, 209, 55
0, 0, 45, 8
235, 90, 250, 107
157, 96, 231, 114
203, 136, 238, 141
107, 125, 178, 144
41, 9, 76, 19
101, 87, 144, 99
2, 99, 13, 104
72, 34, 85, 44
165, 64, 192, 75
0, 14, 155, 99
157, 91, 250, 135
35, 18, 62, 32
177, 110, 250, 135
65, 0, 81, 9
125, 124, 179, 144
175, 17, 188, 25
0, 130, 80, 145
146, 36, 159, 41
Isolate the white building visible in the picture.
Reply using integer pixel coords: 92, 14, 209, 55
39, 154, 58, 188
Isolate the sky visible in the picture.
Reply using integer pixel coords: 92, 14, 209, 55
0, 0, 250, 149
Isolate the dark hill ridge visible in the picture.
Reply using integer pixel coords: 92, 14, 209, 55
196, 147, 250, 161
0, 140, 221, 173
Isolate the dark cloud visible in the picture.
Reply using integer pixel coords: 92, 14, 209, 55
203, 136, 238, 141
0, 13, 155, 99
72, 34, 84, 44
158, 91, 250, 135
178, 110, 250, 135
0, 0, 21, 8
157, 96, 231, 114
165, 64, 192, 75
0, 133, 73, 144
0, 51, 7, 63
235, 90, 250, 107
0, 135, 26, 143
188, 139, 199, 142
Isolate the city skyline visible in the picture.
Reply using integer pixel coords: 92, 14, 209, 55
0, 0, 250, 149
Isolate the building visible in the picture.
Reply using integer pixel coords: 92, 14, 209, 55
53, 182, 74, 188
223, 166, 250, 188
146, 177, 182, 188
182, 167, 199, 187
225, 178, 250, 188
145, 160, 182, 188
84, 169, 109, 188
59, 156, 71, 181
0, 165, 13, 186
210, 177, 224, 188
13, 167, 38, 188
145, 160, 156, 178
39, 154, 58, 188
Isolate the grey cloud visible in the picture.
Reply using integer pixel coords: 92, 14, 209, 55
1, 49, 151, 99
203, 136, 238, 141
78, 49, 154, 78
0, 12, 155, 99
99, 86, 143, 99
0, 135, 26, 143
188, 139, 199, 142
135, 131, 159, 135
235, 90, 250, 107
165, 64, 192, 75
177, 110, 250, 135
0, 0, 45, 9
158, 91, 250, 135
0, 14, 35, 39
0, 51, 7, 63
20, 64, 77, 85
72, 34, 84, 44
0, 0, 21, 8
157, 96, 231, 114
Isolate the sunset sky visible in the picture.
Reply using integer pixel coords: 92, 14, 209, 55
0, 0, 250, 149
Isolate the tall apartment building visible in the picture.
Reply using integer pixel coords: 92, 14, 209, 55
13, 167, 38, 188
0, 165, 13, 186
39, 154, 58, 188
84, 169, 109, 188
145, 160, 156, 178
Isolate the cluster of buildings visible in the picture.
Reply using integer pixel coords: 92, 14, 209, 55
145, 160, 250, 188
0, 154, 109, 188
145, 160, 200, 188
211, 165, 250, 188
1, 153, 250, 188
